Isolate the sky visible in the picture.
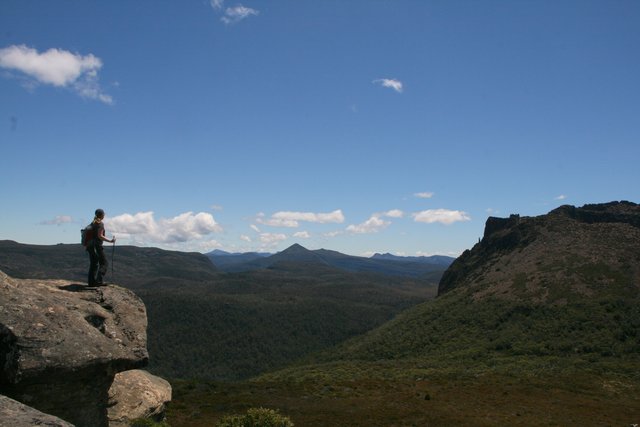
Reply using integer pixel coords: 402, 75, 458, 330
1, 1, 639, 257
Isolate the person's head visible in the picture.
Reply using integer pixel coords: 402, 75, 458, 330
95, 208, 105, 219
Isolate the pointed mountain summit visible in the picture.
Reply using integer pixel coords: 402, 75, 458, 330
280, 243, 311, 254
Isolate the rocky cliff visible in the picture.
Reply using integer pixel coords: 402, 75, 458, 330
438, 201, 640, 299
0, 270, 168, 427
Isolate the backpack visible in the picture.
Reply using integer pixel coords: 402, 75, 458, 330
81, 224, 94, 247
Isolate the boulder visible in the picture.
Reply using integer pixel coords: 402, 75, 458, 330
108, 369, 172, 426
0, 270, 148, 427
0, 394, 74, 427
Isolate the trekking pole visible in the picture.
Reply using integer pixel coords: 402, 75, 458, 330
111, 236, 115, 283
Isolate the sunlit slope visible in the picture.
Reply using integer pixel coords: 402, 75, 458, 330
304, 202, 640, 371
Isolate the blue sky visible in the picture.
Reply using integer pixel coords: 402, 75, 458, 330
1, 1, 639, 257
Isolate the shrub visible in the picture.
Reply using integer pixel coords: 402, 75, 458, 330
215, 407, 294, 427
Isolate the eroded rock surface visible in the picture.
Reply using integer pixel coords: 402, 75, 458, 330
0, 271, 148, 427
108, 369, 172, 427
0, 394, 74, 427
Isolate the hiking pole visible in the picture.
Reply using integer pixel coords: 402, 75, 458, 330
111, 236, 115, 283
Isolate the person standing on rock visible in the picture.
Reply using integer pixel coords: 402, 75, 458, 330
87, 208, 116, 286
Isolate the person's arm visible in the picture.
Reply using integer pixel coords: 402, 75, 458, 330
98, 227, 116, 243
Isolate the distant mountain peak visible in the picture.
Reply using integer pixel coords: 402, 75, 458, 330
207, 249, 231, 256
282, 243, 309, 253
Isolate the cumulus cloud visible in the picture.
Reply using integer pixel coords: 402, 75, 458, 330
0, 44, 113, 104
240, 235, 252, 243
293, 231, 311, 239
250, 224, 261, 233
373, 78, 403, 93
346, 209, 403, 234
258, 209, 345, 228
105, 211, 222, 244
259, 232, 287, 247
412, 209, 471, 225
414, 192, 434, 199
40, 215, 73, 226
382, 209, 404, 218
555, 194, 567, 201
347, 215, 390, 234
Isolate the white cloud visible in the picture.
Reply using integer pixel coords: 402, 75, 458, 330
412, 209, 471, 225
414, 192, 434, 199
259, 232, 287, 247
416, 251, 435, 257
293, 231, 311, 239
555, 194, 567, 201
221, 5, 259, 24
210, 0, 224, 9
324, 231, 343, 238
0, 44, 112, 104
105, 211, 222, 244
373, 78, 403, 93
347, 215, 390, 234
250, 224, 261, 233
258, 209, 345, 228
240, 235, 252, 243
196, 239, 223, 252
346, 209, 403, 234
40, 215, 73, 226
382, 209, 404, 218
211, 204, 224, 211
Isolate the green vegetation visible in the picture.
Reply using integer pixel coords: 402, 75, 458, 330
315, 289, 640, 368
140, 266, 436, 380
4, 203, 640, 426
215, 408, 293, 427
0, 240, 439, 381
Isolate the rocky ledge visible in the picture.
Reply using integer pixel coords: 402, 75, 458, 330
438, 201, 640, 297
0, 270, 152, 426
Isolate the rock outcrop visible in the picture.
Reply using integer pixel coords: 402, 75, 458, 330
0, 395, 74, 427
438, 201, 640, 299
108, 369, 172, 426
0, 270, 149, 427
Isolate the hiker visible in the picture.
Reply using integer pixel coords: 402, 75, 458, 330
87, 208, 116, 286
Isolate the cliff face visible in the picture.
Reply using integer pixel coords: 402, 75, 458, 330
0, 271, 149, 427
438, 201, 640, 301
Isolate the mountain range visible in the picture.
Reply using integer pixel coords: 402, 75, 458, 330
170, 201, 640, 426
0, 240, 447, 381
206, 243, 454, 278
2, 201, 639, 426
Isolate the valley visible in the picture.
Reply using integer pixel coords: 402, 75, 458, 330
2, 201, 639, 426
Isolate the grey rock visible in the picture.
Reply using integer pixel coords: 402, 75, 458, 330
108, 369, 172, 427
0, 394, 75, 427
0, 270, 148, 427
